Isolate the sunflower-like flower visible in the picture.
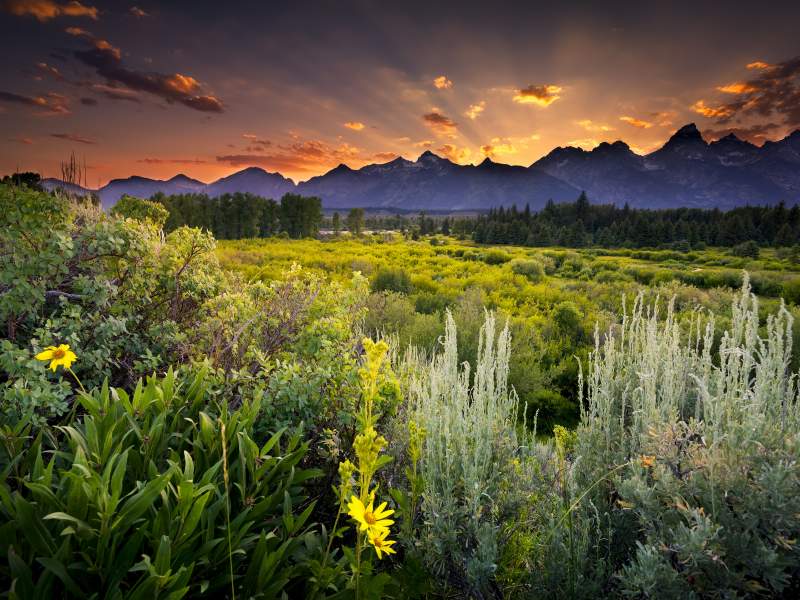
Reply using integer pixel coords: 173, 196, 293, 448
35, 344, 77, 372
368, 529, 396, 559
347, 496, 394, 536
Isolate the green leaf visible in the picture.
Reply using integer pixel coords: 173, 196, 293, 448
15, 494, 56, 557
36, 557, 89, 599
155, 535, 171, 576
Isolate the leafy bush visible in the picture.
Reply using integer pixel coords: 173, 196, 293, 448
371, 266, 414, 295
509, 258, 544, 279
0, 365, 322, 599
414, 290, 457, 315
0, 184, 222, 422
406, 312, 541, 597
561, 275, 800, 597
651, 270, 674, 286
484, 249, 510, 265
552, 301, 581, 330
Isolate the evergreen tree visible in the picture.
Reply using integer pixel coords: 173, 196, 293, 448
568, 220, 586, 248
774, 223, 794, 248
537, 223, 551, 247
441, 216, 451, 236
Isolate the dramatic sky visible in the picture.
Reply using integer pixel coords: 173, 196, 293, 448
1, 0, 799, 186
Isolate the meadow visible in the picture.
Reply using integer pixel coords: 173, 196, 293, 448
2, 183, 799, 599
218, 234, 800, 432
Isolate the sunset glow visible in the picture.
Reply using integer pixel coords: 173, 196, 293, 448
1, 0, 798, 185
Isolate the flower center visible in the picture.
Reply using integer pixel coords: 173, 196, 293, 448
53, 349, 65, 359
364, 511, 377, 525
373, 537, 383, 547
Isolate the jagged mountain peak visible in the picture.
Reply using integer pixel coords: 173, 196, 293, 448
671, 123, 703, 140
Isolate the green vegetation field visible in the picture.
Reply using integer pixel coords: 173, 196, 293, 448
218, 234, 800, 432
3, 181, 800, 599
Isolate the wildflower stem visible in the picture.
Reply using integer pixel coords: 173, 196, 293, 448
221, 421, 235, 600
66, 367, 86, 394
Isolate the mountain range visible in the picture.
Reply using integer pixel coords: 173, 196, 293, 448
41, 124, 800, 210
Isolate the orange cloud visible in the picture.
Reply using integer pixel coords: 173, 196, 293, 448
9, 133, 37, 145
747, 62, 770, 69
415, 140, 433, 147
397, 137, 411, 142
436, 144, 471, 164
137, 158, 207, 165
368, 152, 400, 162
434, 76, 452, 89
480, 141, 517, 158
718, 83, 760, 94
242, 134, 271, 147
35, 62, 66, 79
86, 164, 112, 170
0, 90, 70, 115
513, 84, 561, 106
130, 6, 149, 17
217, 140, 364, 175
52, 133, 96, 144
620, 116, 653, 128
691, 100, 741, 119
423, 112, 458, 134
2, 0, 98, 21
344, 122, 365, 130
578, 119, 616, 131
567, 138, 600, 148
466, 102, 485, 119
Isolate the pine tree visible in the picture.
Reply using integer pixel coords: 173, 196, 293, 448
774, 223, 794, 248
568, 220, 586, 248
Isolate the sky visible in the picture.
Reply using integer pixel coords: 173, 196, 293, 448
1, 0, 799, 186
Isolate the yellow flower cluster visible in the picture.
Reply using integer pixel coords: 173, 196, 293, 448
347, 496, 396, 558
343, 338, 398, 559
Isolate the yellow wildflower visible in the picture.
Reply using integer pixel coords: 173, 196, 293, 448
36, 344, 77, 372
368, 529, 396, 559
347, 496, 394, 535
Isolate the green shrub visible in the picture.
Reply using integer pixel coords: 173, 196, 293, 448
524, 389, 578, 427
110, 194, 169, 228
783, 278, 800, 305
561, 276, 800, 597
406, 312, 541, 598
552, 301, 581, 330
371, 266, 414, 295
0, 365, 322, 599
414, 290, 457, 315
651, 270, 674, 286
0, 184, 222, 418
594, 270, 632, 284
484, 248, 510, 265
508, 258, 544, 279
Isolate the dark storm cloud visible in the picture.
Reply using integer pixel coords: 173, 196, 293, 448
52, 133, 96, 143
694, 56, 800, 127
80, 97, 97, 105
423, 112, 458, 134
0, 0, 98, 21
137, 158, 207, 165
67, 29, 224, 113
701, 123, 782, 145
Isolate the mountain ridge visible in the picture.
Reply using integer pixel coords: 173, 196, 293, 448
40, 125, 800, 210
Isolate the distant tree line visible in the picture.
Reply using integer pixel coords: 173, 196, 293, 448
150, 191, 322, 240
470, 192, 800, 250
